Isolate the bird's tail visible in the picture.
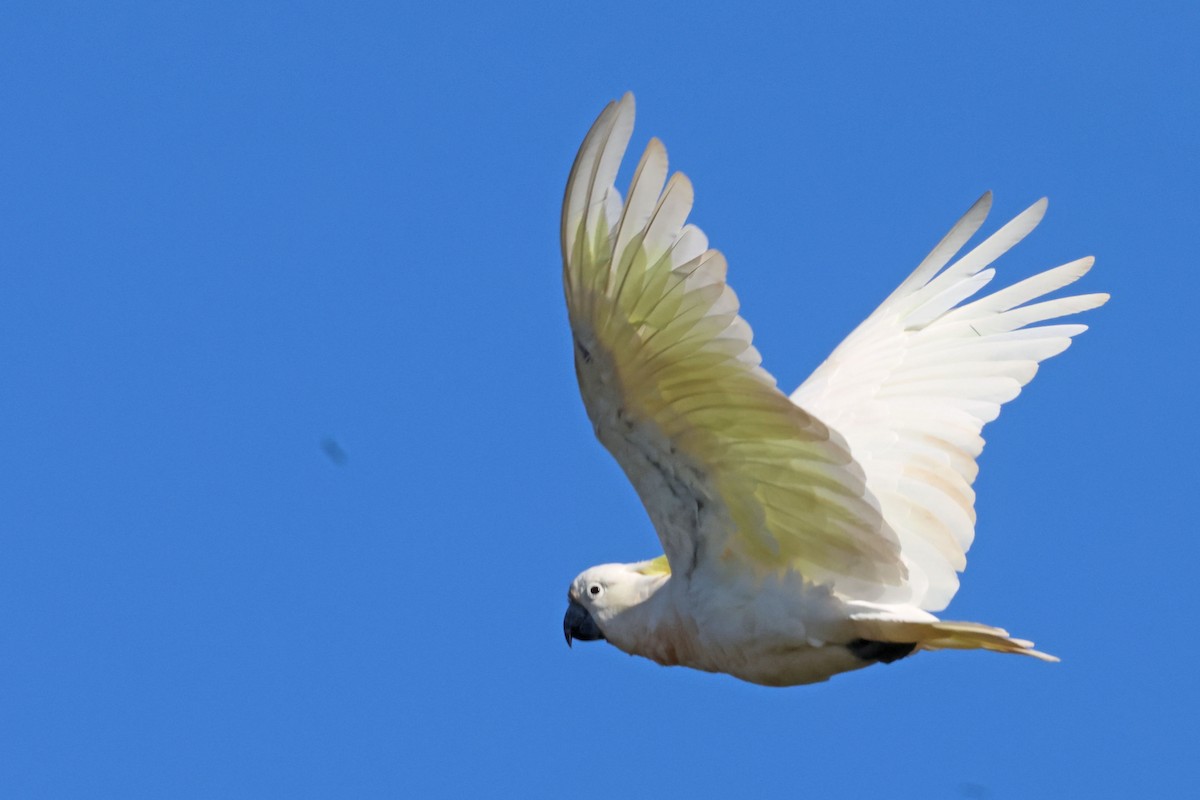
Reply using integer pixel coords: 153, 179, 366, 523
851, 617, 1059, 662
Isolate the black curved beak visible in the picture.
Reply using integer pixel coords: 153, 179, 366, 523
563, 600, 605, 647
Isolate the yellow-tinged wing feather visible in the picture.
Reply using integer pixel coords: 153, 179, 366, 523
562, 94, 905, 592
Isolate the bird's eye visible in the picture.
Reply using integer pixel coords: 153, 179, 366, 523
588, 584, 603, 597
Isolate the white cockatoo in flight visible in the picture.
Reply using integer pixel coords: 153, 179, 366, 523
560, 94, 1107, 686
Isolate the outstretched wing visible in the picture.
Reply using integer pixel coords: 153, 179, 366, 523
792, 193, 1108, 611
562, 94, 906, 593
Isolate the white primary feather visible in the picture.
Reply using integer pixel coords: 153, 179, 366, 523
792, 198, 1108, 610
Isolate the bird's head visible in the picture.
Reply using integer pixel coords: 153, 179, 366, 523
563, 561, 668, 648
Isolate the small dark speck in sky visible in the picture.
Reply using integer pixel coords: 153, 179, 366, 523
321, 437, 348, 465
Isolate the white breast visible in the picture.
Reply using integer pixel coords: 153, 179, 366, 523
612, 566, 874, 686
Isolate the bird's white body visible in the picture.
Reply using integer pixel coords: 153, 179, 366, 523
581, 564, 923, 686
560, 94, 1105, 686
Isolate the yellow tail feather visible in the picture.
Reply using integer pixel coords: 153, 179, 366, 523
852, 618, 1059, 662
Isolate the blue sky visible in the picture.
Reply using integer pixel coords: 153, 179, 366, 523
1, 2, 1196, 797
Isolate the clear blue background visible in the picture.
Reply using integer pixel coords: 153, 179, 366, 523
1, 2, 1194, 797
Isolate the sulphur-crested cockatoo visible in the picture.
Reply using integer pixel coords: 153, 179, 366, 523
560, 94, 1107, 686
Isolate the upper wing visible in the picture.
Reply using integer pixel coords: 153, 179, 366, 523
562, 94, 906, 593
792, 193, 1109, 611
